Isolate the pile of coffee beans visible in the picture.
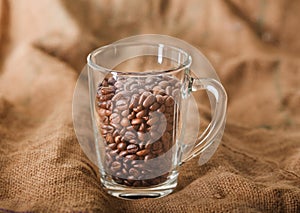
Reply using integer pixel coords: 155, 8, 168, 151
96, 75, 181, 187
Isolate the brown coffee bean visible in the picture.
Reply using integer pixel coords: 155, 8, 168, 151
101, 79, 109, 87
101, 86, 115, 95
127, 112, 135, 120
121, 168, 128, 176
110, 149, 119, 157
116, 99, 128, 111
99, 93, 114, 101
127, 144, 138, 154
120, 127, 126, 135
111, 161, 122, 172
119, 150, 128, 157
136, 149, 150, 157
136, 109, 147, 118
152, 141, 163, 151
117, 142, 127, 151
111, 123, 122, 130
124, 131, 136, 141
158, 81, 169, 88
106, 134, 114, 144
120, 118, 130, 127
143, 94, 156, 108
113, 176, 123, 184
129, 94, 139, 109
162, 132, 171, 143
165, 86, 172, 95
98, 101, 107, 109
138, 123, 146, 132
152, 148, 163, 155
98, 108, 106, 117
157, 105, 165, 113
172, 89, 180, 98
114, 81, 123, 89
125, 154, 138, 160
149, 102, 160, 111
133, 105, 143, 113
112, 91, 127, 101
139, 91, 151, 105
144, 154, 154, 162
129, 168, 139, 178
115, 135, 122, 143
131, 118, 143, 125
121, 110, 129, 117
108, 143, 117, 150
165, 96, 175, 106
110, 113, 120, 123
156, 95, 164, 104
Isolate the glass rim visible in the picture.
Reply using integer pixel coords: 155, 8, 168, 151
87, 42, 192, 76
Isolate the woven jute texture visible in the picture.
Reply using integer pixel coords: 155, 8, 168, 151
0, 0, 299, 212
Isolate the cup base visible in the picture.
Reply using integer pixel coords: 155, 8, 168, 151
101, 171, 178, 199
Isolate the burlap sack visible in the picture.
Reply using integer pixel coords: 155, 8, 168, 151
0, 0, 299, 212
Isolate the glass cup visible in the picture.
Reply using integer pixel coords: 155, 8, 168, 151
87, 41, 227, 199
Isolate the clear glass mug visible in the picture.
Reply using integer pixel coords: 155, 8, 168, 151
87, 41, 227, 199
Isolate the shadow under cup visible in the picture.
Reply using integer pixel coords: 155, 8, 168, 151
88, 43, 192, 199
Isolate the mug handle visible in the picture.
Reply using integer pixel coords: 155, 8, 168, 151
181, 77, 227, 163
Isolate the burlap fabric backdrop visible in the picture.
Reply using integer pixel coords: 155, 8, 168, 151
0, 0, 299, 212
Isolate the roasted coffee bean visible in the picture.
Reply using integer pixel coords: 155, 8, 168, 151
129, 168, 139, 178
165, 86, 172, 95
114, 81, 123, 89
165, 96, 175, 106
139, 91, 151, 105
110, 113, 121, 123
99, 93, 114, 101
101, 86, 115, 95
108, 77, 116, 85
152, 141, 163, 151
111, 161, 122, 173
149, 102, 160, 111
98, 101, 107, 109
120, 118, 130, 127
108, 143, 117, 150
105, 132, 113, 142
124, 131, 136, 140
129, 94, 139, 109
117, 142, 127, 151
121, 110, 129, 117
116, 99, 128, 110
133, 105, 143, 113
110, 149, 119, 157
136, 109, 147, 118
113, 176, 123, 184
115, 136, 122, 143
136, 149, 149, 157
162, 132, 171, 143
127, 144, 138, 154
98, 108, 106, 117
131, 118, 143, 125
158, 81, 169, 88
143, 94, 156, 108
125, 154, 138, 160
119, 150, 128, 157
157, 105, 165, 113
138, 123, 146, 132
